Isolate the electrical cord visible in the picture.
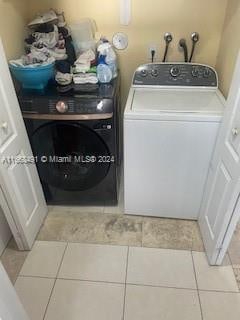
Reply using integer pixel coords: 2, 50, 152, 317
179, 39, 188, 63
151, 49, 156, 63
163, 43, 169, 63
189, 42, 196, 63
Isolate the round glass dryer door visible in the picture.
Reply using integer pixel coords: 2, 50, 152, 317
32, 122, 111, 191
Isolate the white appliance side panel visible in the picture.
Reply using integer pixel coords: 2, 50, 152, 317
124, 119, 220, 219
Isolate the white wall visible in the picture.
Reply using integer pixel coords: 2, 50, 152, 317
0, 206, 11, 256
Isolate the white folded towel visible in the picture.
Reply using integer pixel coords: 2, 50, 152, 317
73, 73, 98, 84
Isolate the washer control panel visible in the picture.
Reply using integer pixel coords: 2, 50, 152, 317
133, 63, 218, 87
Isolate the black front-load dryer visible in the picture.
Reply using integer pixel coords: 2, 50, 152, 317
17, 79, 121, 205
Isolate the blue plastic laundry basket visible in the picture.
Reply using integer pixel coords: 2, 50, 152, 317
9, 62, 55, 90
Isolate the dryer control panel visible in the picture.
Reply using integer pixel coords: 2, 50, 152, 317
133, 63, 218, 87
19, 98, 113, 115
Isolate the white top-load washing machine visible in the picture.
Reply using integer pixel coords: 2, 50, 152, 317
124, 63, 225, 219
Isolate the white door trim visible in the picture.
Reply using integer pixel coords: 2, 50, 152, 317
0, 38, 48, 250
198, 51, 240, 265
0, 185, 25, 250
216, 188, 240, 265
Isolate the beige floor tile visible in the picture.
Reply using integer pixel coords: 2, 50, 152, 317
124, 284, 201, 320
199, 290, 240, 320
59, 243, 128, 283
191, 223, 205, 252
102, 214, 142, 246
142, 217, 195, 251
38, 212, 142, 246
228, 225, 240, 268
0, 239, 28, 284
192, 251, 239, 292
103, 204, 124, 214
233, 268, 240, 289
20, 241, 67, 278
51, 205, 104, 214
37, 211, 74, 242
15, 276, 55, 320
44, 279, 124, 320
104, 183, 124, 214
127, 247, 196, 289
37, 212, 108, 243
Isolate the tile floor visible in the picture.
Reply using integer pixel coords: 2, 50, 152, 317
0, 207, 205, 286
1, 203, 240, 319
228, 222, 240, 289
37, 206, 204, 250
13, 241, 240, 320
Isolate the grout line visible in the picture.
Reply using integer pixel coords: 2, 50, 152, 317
0, 236, 14, 259
34, 239, 201, 252
141, 216, 144, 247
125, 247, 130, 283
57, 278, 126, 286
15, 273, 240, 294
42, 278, 57, 320
126, 282, 197, 291
227, 252, 240, 293
123, 283, 240, 294
228, 250, 234, 266
122, 246, 129, 320
43, 242, 68, 320
13, 254, 30, 285
198, 289, 240, 294
191, 251, 204, 320
36, 239, 134, 248
17, 275, 56, 280
56, 242, 69, 278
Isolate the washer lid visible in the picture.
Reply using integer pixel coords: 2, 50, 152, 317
131, 88, 224, 115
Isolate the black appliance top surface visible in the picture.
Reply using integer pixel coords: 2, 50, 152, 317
18, 78, 119, 99
17, 78, 120, 115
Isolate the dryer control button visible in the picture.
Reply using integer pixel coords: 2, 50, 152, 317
56, 101, 68, 113
97, 101, 104, 111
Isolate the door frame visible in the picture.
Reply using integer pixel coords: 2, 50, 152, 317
215, 185, 240, 265
198, 51, 240, 265
0, 37, 48, 251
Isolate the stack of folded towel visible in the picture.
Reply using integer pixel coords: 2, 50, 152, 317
72, 49, 98, 84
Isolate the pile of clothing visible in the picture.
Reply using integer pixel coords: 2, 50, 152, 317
10, 9, 118, 90
10, 10, 76, 80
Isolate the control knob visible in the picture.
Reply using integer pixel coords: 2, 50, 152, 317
140, 69, 148, 77
192, 67, 199, 77
170, 66, 180, 77
56, 101, 68, 113
204, 68, 210, 78
151, 69, 158, 77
